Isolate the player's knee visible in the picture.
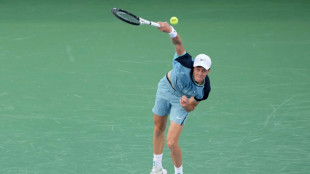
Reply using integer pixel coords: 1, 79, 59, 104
153, 115, 167, 136
167, 139, 178, 150
154, 124, 165, 136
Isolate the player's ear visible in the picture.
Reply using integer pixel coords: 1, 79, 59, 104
206, 69, 210, 75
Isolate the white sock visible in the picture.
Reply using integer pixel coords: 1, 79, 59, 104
174, 165, 183, 174
153, 153, 163, 169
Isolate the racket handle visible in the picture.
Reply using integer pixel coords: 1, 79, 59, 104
150, 22, 160, 27
140, 18, 160, 27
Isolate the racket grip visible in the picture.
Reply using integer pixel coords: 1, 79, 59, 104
139, 18, 160, 27
150, 22, 160, 27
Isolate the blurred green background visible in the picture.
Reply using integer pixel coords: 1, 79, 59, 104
1, 0, 310, 173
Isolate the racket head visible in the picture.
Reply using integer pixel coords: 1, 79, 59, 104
111, 8, 140, 26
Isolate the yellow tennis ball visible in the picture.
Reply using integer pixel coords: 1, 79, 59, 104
170, 16, 178, 25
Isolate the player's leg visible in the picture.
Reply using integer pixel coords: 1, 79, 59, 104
151, 76, 172, 174
151, 114, 168, 174
167, 120, 183, 172
167, 103, 188, 174
153, 114, 168, 154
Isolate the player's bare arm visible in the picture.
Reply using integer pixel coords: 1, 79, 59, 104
158, 22, 185, 56
180, 96, 199, 112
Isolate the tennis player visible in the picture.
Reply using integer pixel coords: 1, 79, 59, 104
150, 22, 212, 174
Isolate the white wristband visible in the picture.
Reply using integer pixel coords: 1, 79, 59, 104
169, 26, 177, 38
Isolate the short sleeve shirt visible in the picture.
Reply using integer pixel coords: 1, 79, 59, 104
169, 52, 211, 101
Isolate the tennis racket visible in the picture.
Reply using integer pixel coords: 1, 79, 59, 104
111, 8, 160, 27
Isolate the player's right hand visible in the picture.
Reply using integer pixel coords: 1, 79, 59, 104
157, 22, 172, 33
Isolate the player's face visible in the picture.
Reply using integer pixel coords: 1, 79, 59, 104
193, 66, 209, 85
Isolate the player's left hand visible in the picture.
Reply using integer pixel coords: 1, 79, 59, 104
180, 95, 189, 107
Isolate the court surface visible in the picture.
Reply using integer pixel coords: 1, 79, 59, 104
1, 0, 310, 173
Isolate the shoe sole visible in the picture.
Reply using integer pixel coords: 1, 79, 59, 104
150, 168, 167, 174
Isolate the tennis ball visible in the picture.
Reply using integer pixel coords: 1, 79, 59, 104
170, 16, 178, 25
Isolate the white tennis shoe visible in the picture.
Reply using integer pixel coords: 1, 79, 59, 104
150, 166, 167, 174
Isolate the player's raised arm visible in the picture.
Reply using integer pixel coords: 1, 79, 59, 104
157, 22, 185, 56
